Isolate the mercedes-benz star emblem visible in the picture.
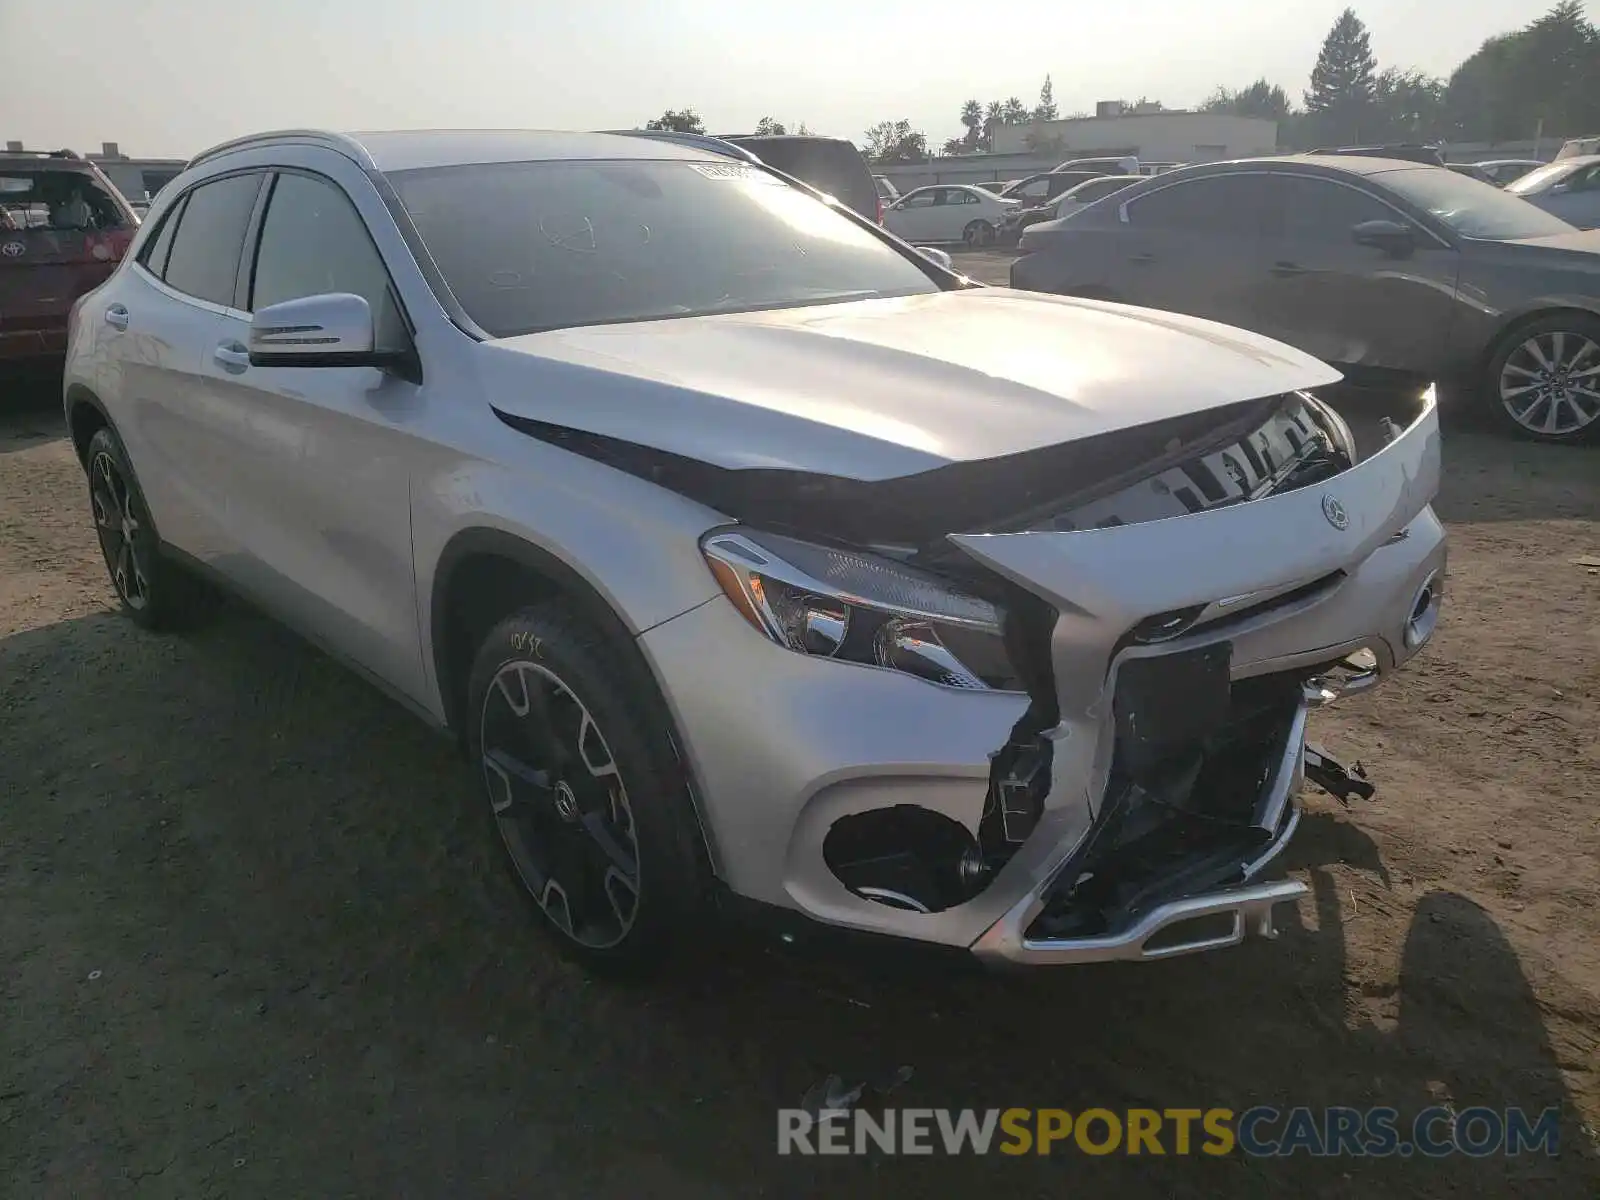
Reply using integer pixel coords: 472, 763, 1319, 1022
1322, 494, 1349, 530
1, 241, 25, 258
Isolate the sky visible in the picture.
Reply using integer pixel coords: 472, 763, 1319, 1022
0, 0, 1588, 159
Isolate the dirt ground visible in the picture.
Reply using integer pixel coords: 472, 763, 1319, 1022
2, 344, 1598, 1197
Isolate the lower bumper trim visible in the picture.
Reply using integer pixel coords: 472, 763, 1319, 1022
976, 877, 1308, 965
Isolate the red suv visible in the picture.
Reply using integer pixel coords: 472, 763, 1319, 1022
1, 149, 139, 368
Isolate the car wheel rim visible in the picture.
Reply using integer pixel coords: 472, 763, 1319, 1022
479, 659, 640, 950
89, 451, 150, 610
1499, 330, 1600, 437
964, 223, 980, 246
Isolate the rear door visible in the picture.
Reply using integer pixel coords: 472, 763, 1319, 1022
1107, 173, 1274, 328
1254, 173, 1461, 374
99, 172, 266, 561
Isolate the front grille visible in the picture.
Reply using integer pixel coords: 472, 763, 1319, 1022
1043, 393, 1347, 531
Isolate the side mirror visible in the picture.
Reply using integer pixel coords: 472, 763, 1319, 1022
918, 246, 954, 270
249, 293, 397, 369
1351, 219, 1416, 258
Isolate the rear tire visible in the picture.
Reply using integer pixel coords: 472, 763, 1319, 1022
1483, 312, 1600, 444
962, 220, 995, 248
465, 602, 711, 976
84, 426, 212, 630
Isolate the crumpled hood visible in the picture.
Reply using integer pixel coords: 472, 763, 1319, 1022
479, 288, 1342, 481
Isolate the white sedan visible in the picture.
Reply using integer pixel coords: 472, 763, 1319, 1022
1506, 155, 1600, 229
882, 184, 1018, 246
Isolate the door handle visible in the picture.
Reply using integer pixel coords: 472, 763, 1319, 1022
213, 342, 251, 373
1271, 261, 1309, 277
1129, 252, 1156, 266
104, 304, 130, 330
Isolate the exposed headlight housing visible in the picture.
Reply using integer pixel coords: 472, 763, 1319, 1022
701, 530, 1019, 691
1302, 392, 1357, 464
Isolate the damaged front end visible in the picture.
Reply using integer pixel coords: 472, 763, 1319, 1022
624, 383, 1444, 964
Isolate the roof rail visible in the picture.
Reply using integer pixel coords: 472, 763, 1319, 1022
0, 147, 84, 160
186, 129, 374, 171
596, 129, 763, 164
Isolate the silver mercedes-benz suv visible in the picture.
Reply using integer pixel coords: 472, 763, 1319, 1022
62, 128, 1446, 973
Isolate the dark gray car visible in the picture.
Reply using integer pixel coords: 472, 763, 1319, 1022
1012, 155, 1600, 444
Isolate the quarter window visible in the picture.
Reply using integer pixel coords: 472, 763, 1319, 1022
159, 173, 263, 306
248, 171, 404, 347
137, 195, 185, 279
1126, 175, 1266, 236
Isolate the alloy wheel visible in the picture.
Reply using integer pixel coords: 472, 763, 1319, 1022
479, 659, 641, 949
89, 451, 150, 610
1498, 330, 1600, 438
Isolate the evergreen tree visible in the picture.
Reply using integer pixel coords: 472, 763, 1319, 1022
1305, 8, 1378, 142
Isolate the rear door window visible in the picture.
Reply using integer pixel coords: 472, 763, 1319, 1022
160, 173, 263, 306
0, 168, 129, 233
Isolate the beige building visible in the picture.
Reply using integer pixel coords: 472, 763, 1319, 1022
991, 109, 1278, 164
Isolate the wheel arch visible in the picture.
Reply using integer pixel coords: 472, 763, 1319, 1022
429, 527, 643, 737
64, 383, 112, 465
430, 526, 723, 873
1479, 301, 1600, 374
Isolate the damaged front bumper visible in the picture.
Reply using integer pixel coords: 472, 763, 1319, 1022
637, 386, 1445, 965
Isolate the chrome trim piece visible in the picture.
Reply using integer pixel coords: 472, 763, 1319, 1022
980, 879, 1308, 965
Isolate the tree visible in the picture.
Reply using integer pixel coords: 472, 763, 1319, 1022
983, 100, 1004, 150
940, 136, 965, 156
1305, 8, 1378, 143
1371, 68, 1446, 141
959, 99, 984, 151
863, 120, 928, 164
753, 116, 787, 136
1001, 96, 1030, 125
1201, 79, 1292, 121
645, 108, 705, 134
1034, 75, 1059, 122
1446, 2, 1599, 141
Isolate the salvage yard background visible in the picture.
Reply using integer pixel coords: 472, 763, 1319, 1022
2, 275, 1598, 1194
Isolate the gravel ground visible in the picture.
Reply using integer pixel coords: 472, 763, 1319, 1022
2, 349, 1598, 1197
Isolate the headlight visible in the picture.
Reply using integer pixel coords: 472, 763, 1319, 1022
701, 530, 1019, 691
1303, 392, 1357, 463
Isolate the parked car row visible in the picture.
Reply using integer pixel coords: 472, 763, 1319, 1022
59, 125, 1447, 976
1012, 154, 1600, 443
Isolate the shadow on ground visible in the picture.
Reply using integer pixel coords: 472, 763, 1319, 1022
2, 606, 1593, 1197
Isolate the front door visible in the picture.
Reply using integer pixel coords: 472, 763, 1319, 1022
191, 167, 426, 700
1255, 174, 1461, 377
886, 189, 939, 242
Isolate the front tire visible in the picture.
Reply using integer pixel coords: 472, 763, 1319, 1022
465, 603, 710, 974
1484, 313, 1600, 444
962, 219, 995, 248
84, 426, 210, 630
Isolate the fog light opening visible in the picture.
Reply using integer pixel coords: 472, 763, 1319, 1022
1404, 571, 1442, 650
